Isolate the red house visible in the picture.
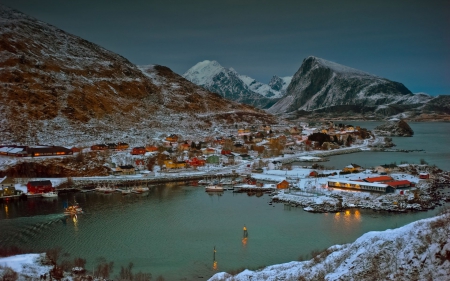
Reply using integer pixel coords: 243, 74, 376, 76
131, 147, 146, 155
419, 173, 430, 179
27, 180, 53, 194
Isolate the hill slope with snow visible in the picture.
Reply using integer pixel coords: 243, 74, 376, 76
0, 5, 277, 146
183, 60, 291, 109
268, 56, 435, 119
210, 209, 450, 281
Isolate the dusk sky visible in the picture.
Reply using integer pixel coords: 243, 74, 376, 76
3, 0, 449, 95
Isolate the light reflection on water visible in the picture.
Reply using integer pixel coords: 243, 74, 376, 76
0, 184, 446, 280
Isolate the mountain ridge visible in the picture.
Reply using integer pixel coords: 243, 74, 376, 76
183, 60, 291, 108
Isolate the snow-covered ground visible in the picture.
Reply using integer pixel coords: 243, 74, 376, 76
210, 210, 450, 281
0, 254, 51, 279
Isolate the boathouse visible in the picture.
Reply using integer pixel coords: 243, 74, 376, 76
327, 180, 394, 193
27, 180, 54, 194
419, 173, 430, 179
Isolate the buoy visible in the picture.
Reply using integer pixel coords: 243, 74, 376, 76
243, 225, 248, 238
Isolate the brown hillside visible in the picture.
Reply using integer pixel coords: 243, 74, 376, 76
0, 5, 278, 146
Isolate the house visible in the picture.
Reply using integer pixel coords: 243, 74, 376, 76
343, 163, 362, 173
203, 148, 216, 155
164, 160, 187, 169
221, 149, 232, 155
206, 155, 220, 164
277, 180, 289, 189
27, 180, 54, 194
26, 146, 73, 157
91, 144, 108, 150
386, 180, 412, 189
117, 165, 136, 175
146, 146, 158, 152
135, 159, 146, 171
117, 142, 129, 150
0, 177, 18, 198
419, 173, 430, 179
309, 171, 318, 177
131, 147, 146, 155
328, 180, 394, 193
187, 157, 206, 167
165, 134, 178, 142
363, 176, 394, 183
239, 154, 251, 160
179, 143, 190, 151
106, 143, 117, 150
71, 147, 82, 153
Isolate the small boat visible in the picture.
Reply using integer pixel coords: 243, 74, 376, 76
26, 192, 43, 198
42, 191, 58, 198
121, 189, 131, 195
64, 202, 83, 215
131, 186, 149, 194
205, 185, 224, 192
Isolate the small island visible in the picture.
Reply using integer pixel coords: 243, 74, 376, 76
373, 119, 414, 137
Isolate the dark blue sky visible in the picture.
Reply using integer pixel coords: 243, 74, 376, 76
3, 0, 449, 95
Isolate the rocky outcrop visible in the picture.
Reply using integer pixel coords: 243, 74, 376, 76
373, 120, 414, 137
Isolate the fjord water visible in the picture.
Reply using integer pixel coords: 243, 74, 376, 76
0, 122, 449, 280
0, 186, 446, 280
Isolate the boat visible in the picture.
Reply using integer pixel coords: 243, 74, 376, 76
42, 191, 58, 198
131, 186, 149, 194
121, 189, 131, 195
205, 185, 224, 192
64, 202, 83, 215
26, 192, 43, 198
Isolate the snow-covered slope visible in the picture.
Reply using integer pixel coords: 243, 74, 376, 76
268, 56, 434, 117
0, 5, 278, 146
183, 60, 291, 108
210, 210, 450, 281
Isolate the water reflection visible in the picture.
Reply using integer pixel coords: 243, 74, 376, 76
334, 209, 362, 226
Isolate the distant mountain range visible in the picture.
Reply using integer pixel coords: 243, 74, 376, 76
183, 60, 291, 109
0, 5, 277, 145
185, 57, 449, 120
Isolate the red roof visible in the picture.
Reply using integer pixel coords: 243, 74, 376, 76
364, 176, 394, 183
385, 180, 411, 187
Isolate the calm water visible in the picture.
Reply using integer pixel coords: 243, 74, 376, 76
296, 122, 450, 171
1, 122, 449, 280
0, 185, 446, 280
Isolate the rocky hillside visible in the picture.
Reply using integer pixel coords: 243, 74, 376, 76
373, 119, 414, 137
267, 56, 434, 119
183, 60, 291, 109
0, 5, 277, 146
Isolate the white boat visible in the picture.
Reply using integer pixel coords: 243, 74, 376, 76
121, 189, 131, 195
42, 191, 58, 198
26, 192, 43, 198
205, 185, 224, 192
131, 186, 149, 194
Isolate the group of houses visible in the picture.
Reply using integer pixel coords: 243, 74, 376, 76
0, 177, 54, 200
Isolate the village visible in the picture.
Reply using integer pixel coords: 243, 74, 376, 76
0, 121, 449, 214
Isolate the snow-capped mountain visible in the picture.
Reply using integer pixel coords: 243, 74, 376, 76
183, 60, 291, 109
0, 5, 278, 145
268, 56, 434, 118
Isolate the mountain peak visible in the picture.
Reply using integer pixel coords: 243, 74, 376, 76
303, 56, 373, 77
183, 60, 225, 85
